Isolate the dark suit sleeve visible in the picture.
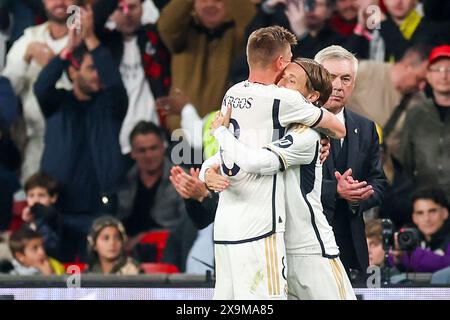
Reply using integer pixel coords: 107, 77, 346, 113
33, 56, 69, 118
321, 179, 338, 222
358, 122, 388, 213
343, 33, 370, 60
0, 76, 18, 128
91, 46, 128, 120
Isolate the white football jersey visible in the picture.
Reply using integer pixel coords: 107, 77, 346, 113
214, 81, 323, 244
265, 125, 339, 257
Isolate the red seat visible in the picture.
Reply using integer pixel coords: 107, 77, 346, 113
141, 263, 179, 274
64, 263, 87, 273
139, 230, 170, 262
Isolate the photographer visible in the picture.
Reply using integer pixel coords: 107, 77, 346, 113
391, 187, 450, 273
247, 0, 344, 58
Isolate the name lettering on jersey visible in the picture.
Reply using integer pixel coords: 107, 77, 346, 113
222, 95, 253, 109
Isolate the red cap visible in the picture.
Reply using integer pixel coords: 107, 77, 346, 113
429, 45, 450, 65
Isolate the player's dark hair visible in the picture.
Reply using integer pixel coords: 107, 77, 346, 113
293, 58, 332, 107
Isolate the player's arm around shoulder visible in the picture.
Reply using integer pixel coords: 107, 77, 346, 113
313, 108, 346, 140
266, 125, 321, 170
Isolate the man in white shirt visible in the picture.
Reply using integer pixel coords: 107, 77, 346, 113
93, 0, 171, 154
206, 58, 356, 300
315, 46, 387, 277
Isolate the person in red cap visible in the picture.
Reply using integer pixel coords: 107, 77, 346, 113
400, 44, 450, 197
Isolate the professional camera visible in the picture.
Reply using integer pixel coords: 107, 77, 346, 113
397, 228, 420, 251
380, 219, 394, 285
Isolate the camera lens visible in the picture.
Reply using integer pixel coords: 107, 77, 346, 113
397, 228, 419, 251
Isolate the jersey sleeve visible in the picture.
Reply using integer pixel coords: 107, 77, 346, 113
278, 91, 323, 128
265, 125, 320, 171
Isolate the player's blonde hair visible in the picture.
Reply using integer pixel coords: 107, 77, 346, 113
365, 219, 383, 245
246, 26, 297, 69
314, 45, 359, 76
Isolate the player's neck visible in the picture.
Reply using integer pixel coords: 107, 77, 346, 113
248, 70, 278, 85
140, 167, 163, 189
434, 91, 450, 107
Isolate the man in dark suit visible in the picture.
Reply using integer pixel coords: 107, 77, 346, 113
315, 46, 387, 277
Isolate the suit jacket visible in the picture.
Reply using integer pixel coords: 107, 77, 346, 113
322, 109, 387, 271
117, 158, 186, 231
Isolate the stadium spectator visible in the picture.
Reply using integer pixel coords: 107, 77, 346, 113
400, 45, 450, 196
365, 219, 386, 267
93, 0, 171, 155
347, 45, 430, 177
22, 172, 61, 259
8, 227, 65, 275
157, 0, 255, 130
423, 0, 450, 43
1, 0, 76, 184
117, 121, 186, 249
34, 6, 128, 262
85, 216, 142, 275
391, 187, 450, 273
0, 76, 18, 129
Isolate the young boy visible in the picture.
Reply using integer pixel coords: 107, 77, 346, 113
22, 172, 61, 258
8, 228, 65, 275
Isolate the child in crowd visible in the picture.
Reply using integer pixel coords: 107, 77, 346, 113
22, 172, 61, 258
8, 228, 65, 275
365, 219, 404, 284
85, 216, 142, 275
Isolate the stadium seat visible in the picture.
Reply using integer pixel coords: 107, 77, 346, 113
140, 263, 179, 274
139, 230, 170, 262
